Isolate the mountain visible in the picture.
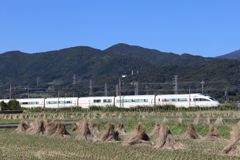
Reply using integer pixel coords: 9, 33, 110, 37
0, 43, 240, 101
216, 50, 240, 59
104, 43, 217, 66
0, 46, 154, 86
0, 43, 220, 86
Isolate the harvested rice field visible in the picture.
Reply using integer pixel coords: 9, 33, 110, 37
1, 110, 240, 159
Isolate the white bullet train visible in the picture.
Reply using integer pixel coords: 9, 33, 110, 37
1, 93, 219, 109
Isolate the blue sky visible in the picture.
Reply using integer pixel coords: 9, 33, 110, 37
1, 0, 239, 57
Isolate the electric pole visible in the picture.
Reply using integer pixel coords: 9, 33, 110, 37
134, 82, 139, 95
173, 75, 178, 94
119, 79, 122, 107
200, 80, 205, 94
37, 77, 39, 86
89, 79, 92, 95
104, 83, 107, 96
145, 85, 149, 95
73, 74, 76, 85
115, 84, 118, 96
9, 84, 12, 99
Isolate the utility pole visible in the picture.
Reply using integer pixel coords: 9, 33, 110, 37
173, 75, 178, 94
145, 85, 149, 95
104, 83, 107, 96
134, 82, 139, 95
73, 74, 76, 85
89, 79, 92, 95
57, 89, 59, 110
28, 87, 30, 98
9, 84, 12, 99
195, 84, 199, 93
200, 80, 205, 94
119, 79, 122, 107
225, 88, 228, 103
37, 77, 39, 86
116, 84, 118, 96
189, 85, 191, 107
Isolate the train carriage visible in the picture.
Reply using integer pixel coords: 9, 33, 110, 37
155, 93, 219, 107
16, 98, 45, 108
115, 95, 155, 108
45, 97, 78, 108
78, 96, 115, 108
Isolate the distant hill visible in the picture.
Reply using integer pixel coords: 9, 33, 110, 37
104, 43, 217, 66
1, 43, 240, 100
216, 49, 240, 59
0, 43, 220, 86
0, 46, 154, 86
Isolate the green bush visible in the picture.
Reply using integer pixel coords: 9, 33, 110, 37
7, 100, 21, 110
0, 101, 8, 110
0, 100, 21, 111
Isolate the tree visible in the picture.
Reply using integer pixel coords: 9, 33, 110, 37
0, 101, 8, 110
7, 99, 21, 110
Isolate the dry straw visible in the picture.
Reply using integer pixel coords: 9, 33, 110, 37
149, 122, 161, 137
222, 126, 240, 155
202, 125, 226, 142
117, 122, 127, 135
57, 114, 65, 120
52, 122, 70, 137
162, 116, 169, 123
13, 121, 30, 133
123, 123, 152, 146
153, 124, 187, 150
75, 119, 98, 141
72, 119, 85, 131
26, 119, 47, 135
181, 123, 202, 139
45, 121, 71, 137
214, 117, 226, 126
177, 117, 184, 124
205, 116, 211, 125
193, 115, 202, 125
101, 113, 107, 119
100, 122, 120, 142
89, 120, 101, 134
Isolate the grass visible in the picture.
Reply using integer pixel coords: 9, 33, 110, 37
0, 127, 237, 159
1, 110, 240, 159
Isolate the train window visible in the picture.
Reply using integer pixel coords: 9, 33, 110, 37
46, 101, 58, 104
178, 98, 187, 101
116, 99, 148, 102
93, 99, 101, 103
132, 99, 138, 102
30, 102, 39, 104
210, 98, 218, 101
162, 99, 174, 102
20, 102, 39, 104
193, 98, 210, 101
20, 102, 28, 104
46, 101, 72, 104
103, 99, 112, 103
